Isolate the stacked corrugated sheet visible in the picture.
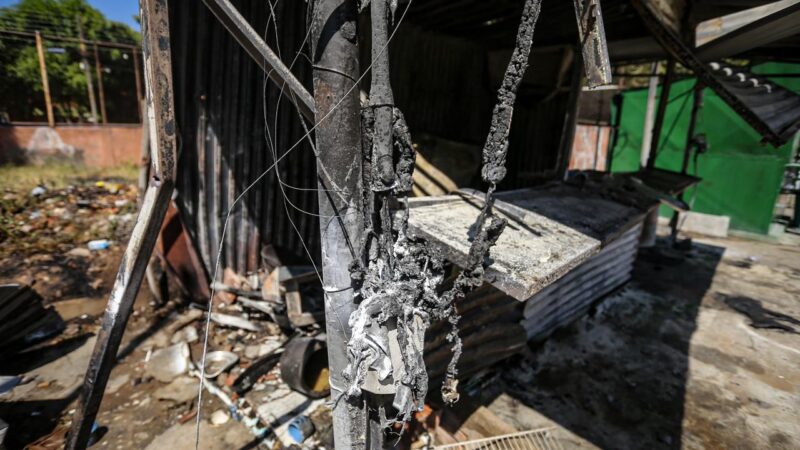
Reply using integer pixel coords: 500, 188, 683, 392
522, 224, 641, 342
424, 284, 526, 384
408, 178, 661, 381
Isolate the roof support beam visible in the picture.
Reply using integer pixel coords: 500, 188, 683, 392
695, 0, 800, 61
201, 0, 316, 121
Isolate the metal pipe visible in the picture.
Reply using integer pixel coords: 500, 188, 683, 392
200, 0, 315, 121
640, 62, 658, 169
369, 0, 395, 187
66, 0, 178, 447
670, 83, 705, 242
646, 58, 676, 169
310, 0, 370, 447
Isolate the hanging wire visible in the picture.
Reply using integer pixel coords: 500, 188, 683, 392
193, 2, 416, 448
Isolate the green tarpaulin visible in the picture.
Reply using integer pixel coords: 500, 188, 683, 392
610, 62, 799, 235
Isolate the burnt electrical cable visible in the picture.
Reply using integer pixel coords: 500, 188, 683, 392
342, 0, 543, 425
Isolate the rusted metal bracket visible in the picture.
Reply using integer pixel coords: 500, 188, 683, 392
572, 0, 612, 88
66, 0, 178, 448
200, 0, 316, 121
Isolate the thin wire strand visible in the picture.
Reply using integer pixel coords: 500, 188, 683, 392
194, 2, 413, 447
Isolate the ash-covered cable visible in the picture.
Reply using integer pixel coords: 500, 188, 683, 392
342, 0, 543, 425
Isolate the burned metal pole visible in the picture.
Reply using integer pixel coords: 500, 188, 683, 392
670, 82, 704, 242
310, 0, 370, 448
66, 0, 177, 447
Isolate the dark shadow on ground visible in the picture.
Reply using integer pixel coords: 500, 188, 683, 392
443, 238, 725, 450
0, 388, 80, 450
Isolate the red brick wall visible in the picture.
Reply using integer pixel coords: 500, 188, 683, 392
569, 124, 611, 171
0, 125, 142, 167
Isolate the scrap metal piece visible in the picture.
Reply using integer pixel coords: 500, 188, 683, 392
199, 350, 239, 378
433, 427, 564, 450
695, 0, 800, 62
280, 335, 331, 399
0, 285, 64, 355
572, 0, 612, 88
406, 181, 656, 301
208, 312, 262, 332
233, 351, 282, 395
199, 0, 315, 120
66, 0, 179, 447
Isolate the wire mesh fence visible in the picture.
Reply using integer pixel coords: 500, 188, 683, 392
0, 29, 142, 125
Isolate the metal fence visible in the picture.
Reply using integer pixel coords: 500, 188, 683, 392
0, 29, 142, 125
434, 428, 564, 450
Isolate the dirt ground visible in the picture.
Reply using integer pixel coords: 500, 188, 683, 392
1, 165, 799, 449
479, 231, 800, 450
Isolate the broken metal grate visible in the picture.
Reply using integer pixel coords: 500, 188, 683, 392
434, 428, 563, 450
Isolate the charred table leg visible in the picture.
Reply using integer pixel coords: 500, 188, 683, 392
66, 0, 178, 448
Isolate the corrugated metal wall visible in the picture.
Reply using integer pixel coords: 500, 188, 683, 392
167, 1, 579, 277
169, 0, 320, 277
386, 23, 576, 190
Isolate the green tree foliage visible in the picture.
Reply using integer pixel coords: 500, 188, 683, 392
0, 0, 141, 123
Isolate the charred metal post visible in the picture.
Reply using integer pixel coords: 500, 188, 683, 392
670, 82, 704, 242
310, 0, 369, 448
66, 0, 177, 448
646, 58, 676, 169
369, 0, 395, 188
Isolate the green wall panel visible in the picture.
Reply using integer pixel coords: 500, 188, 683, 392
610, 63, 798, 234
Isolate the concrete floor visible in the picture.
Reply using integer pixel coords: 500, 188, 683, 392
481, 231, 800, 450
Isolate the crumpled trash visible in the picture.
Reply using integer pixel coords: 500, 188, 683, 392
87, 239, 111, 251
146, 343, 191, 383
210, 409, 230, 426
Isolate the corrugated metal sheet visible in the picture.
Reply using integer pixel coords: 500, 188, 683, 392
522, 224, 642, 342
424, 283, 526, 384
166, 0, 584, 280
168, 0, 320, 277
707, 62, 800, 143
